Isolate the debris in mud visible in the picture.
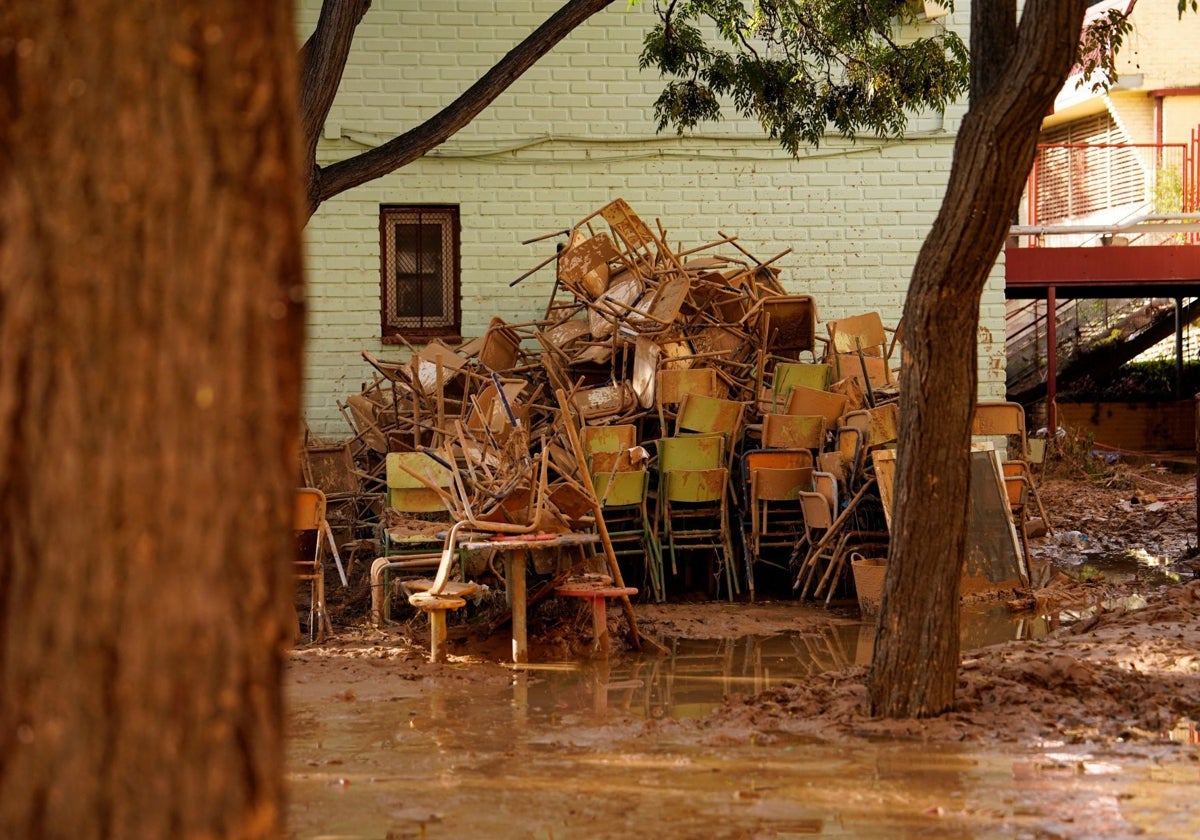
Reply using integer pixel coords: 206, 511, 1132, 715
697, 580, 1200, 746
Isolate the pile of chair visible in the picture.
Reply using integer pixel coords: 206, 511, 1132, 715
300, 198, 1053, 638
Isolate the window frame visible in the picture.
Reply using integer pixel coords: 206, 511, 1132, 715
379, 205, 462, 344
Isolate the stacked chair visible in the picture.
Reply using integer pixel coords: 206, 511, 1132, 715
583, 424, 664, 601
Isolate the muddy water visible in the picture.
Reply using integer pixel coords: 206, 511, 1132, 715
287, 610, 1199, 839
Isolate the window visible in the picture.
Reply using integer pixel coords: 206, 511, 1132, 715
380, 206, 460, 342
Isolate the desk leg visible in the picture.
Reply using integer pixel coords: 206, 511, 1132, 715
506, 552, 528, 664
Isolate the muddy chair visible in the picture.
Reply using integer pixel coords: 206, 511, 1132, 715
745, 466, 813, 599
593, 469, 664, 602
972, 401, 1052, 534
295, 488, 334, 643
662, 466, 737, 599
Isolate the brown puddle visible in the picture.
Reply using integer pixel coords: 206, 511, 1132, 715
287, 608, 1199, 839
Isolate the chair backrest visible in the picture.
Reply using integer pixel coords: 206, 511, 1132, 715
665, 467, 727, 503
295, 488, 327, 570
827, 312, 889, 357
757, 295, 818, 357
741, 448, 814, 475
762, 413, 825, 451
656, 367, 719, 412
658, 434, 726, 473
295, 487, 327, 532
581, 424, 637, 457
866, 403, 899, 447
593, 469, 648, 507
972, 401, 1027, 459
813, 471, 838, 518
467, 380, 528, 439
798, 491, 833, 530
675, 393, 744, 438
785, 385, 848, 424
386, 452, 454, 513
834, 352, 893, 387
750, 466, 813, 502
773, 362, 831, 399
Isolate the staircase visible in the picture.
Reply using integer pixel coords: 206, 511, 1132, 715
1006, 296, 1200, 405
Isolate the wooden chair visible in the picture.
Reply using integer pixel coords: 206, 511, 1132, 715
746, 466, 812, 595
762, 413, 825, 453
771, 362, 832, 411
593, 469, 664, 602
662, 467, 737, 599
785, 385, 848, 426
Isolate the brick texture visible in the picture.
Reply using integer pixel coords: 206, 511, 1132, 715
297, 1, 1007, 435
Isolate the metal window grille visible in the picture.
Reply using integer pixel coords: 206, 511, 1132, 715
380, 206, 459, 337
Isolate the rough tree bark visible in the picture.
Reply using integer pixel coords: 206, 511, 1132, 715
0, 3, 304, 838
869, 0, 1088, 717
301, 0, 617, 214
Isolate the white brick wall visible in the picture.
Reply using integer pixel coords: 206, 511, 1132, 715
298, 0, 1006, 437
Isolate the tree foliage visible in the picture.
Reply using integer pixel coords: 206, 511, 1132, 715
638, 1, 970, 153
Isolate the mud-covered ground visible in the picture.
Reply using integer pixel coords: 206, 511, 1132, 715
290, 465, 1200, 747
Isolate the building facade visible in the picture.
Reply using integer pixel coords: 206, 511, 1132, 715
298, 1, 1004, 436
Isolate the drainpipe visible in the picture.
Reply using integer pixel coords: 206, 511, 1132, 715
1047, 286, 1058, 437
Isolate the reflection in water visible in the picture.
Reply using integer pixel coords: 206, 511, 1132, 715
287, 608, 1199, 839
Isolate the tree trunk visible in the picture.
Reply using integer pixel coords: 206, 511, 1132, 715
868, 0, 1088, 717
0, 4, 305, 838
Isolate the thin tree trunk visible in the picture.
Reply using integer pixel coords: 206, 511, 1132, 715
869, 0, 1088, 717
0, 4, 304, 837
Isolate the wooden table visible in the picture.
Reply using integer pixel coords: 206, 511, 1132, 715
459, 531, 600, 663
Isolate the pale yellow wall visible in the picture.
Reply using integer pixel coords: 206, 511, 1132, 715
297, 1, 1005, 437
1114, 1, 1200, 88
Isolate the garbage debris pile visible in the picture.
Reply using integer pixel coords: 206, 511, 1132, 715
301, 199, 1040, 642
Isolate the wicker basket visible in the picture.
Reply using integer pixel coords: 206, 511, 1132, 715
850, 554, 888, 616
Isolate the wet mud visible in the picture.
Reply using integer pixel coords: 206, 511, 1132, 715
287, 472, 1200, 838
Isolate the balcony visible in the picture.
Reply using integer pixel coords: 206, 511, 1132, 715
1006, 130, 1200, 298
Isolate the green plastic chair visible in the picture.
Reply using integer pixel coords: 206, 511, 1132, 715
772, 362, 832, 410
662, 466, 737, 599
593, 469, 664, 602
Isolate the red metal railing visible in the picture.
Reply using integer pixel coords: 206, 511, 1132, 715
1020, 135, 1199, 246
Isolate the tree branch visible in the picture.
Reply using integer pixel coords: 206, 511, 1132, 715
300, 0, 372, 180
309, 0, 618, 215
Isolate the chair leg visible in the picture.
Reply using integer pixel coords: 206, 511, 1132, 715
315, 571, 328, 643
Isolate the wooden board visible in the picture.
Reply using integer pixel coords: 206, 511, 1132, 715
964, 447, 1027, 592
870, 447, 1026, 592
871, 449, 896, 531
